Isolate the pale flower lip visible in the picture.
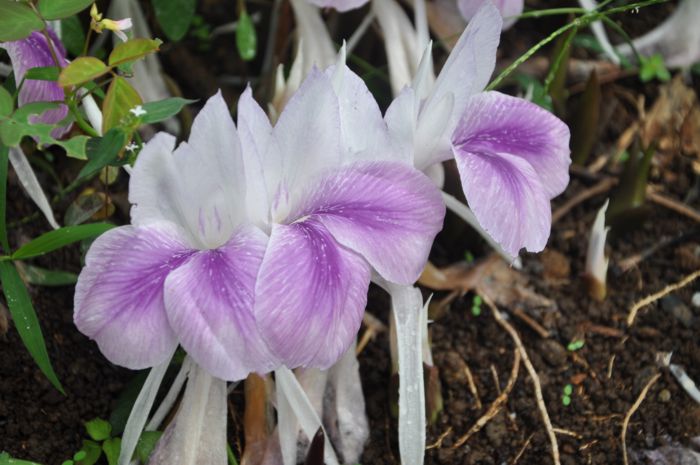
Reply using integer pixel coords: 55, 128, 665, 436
457, 0, 524, 30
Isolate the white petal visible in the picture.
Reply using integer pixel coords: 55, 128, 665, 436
9, 147, 59, 230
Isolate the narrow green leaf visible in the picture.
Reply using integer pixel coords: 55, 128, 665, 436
102, 438, 121, 465
0, 260, 64, 393
16, 263, 78, 286
0, 1, 44, 42
140, 97, 195, 124
37, 0, 94, 20
0, 144, 9, 252
102, 77, 142, 133
85, 418, 112, 441
24, 66, 60, 82
0, 87, 13, 118
108, 38, 162, 67
136, 431, 163, 463
236, 11, 257, 61
152, 0, 196, 41
58, 57, 110, 87
61, 16, 86, 57
78, 128, 127, 181
570, 71, 601, 165
12, 223, 114, 260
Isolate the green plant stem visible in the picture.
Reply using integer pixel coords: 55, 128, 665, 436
517, 7, 586, 19
544, 26, 577, 94
69, 100, 100, 137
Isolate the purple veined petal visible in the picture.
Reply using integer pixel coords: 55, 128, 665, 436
453, 91, 571, 199
290, 161, 445, 285
457, 0, 524, 30
414, 2, 502, 168
74, 223, 194, 369
130, 92, 247, 249
273, 69, 342, 195
1, 31, 70, 138
305, 0, 369, 12
163, 225, 278, 381
254, 220, 371, 369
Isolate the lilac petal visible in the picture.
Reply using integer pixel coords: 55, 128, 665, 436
452, 91, 571, 199
291, 162, 445, 285
1, 31, 70, 137
74, 223, 193, 369
163, 225, 278, 381
254, 220, 371, 369
305, 0, 368, 12
457, 0, 524, 30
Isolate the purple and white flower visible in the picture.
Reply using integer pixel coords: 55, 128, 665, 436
0, 29, 70, 137
457, 0, 523, 30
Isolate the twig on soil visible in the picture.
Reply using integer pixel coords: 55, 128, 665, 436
510, 433, 534, 465
618, 230, 698, 272
426, 427, 453, 450
490, 364, 502, 395
461, 358, 483, 410
552, 177, 617, 224
452, 348, 521, 449
621, 372, 661, 465
481, 293, 561, 465
647, 189, 700, 223
553, 428, 582, 439
513, 308, 551, 338
627, 269, 700, 326
607, 355, 616, 379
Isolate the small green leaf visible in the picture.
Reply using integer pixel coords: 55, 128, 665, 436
61, 16, 86, 57
85, 418, 112, 441
562, 395, 571, 406
563, 384, 573, 396
235, 10, 256, 61
12, 223, 115, 260
0, 87, 13, 118
471, 306, 481, 317
24, 66, 60, 82
78, 128, 127, 180
152, 0, 196, 41
566, 339, 585, 352
0, 1, 44, 42
140, 97, 195, 124
136, 431, 163, 463
639, 54, 671, 83
102, 438, 121, 465
37, 0, 95, 20
0, 260, 64, 393
56, 135, 89, 160
76, 440, 102, 465
58, 57, 110, 87
472, 295, 482, 307
0, 451, 44, 465
102, 77, 142, 133
73, 451, 86, 462
16, 262, 78, 286
108, 38, 162, 67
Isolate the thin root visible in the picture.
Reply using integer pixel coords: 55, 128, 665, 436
426, 426, 453, 450
627, 269, 700, 326
461, 358, 483, 410
621, 372, 661, 465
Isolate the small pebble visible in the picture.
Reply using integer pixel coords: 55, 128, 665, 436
692, 292, 700, 308
658, 389, 671, 402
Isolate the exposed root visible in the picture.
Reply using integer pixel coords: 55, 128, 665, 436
647, 189, 700, 223
451, 348, 520, 449
552, 177, 617, 224
461, 358, 482, 410
627, 269, 700, 326
425, 427, 453, 450
510, 433, 534, 465
621, 372, 661, 465
513, 307, 550, 338
482, 294, 561, 465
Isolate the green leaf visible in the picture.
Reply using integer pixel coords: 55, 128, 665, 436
0, 261, 64, 393
570, 71, 601, 165
76, 440, 102, 465
152, 0, 196, 41
61, 16, 86, 57
0, 87, 12, 118
0, 1, 44, 42
37, 0, 94, 20
12, 223, 114, 260
58, 57, 110, 87
136, 431, 163, 463
85, 418, 112, 441
108, 38, 162, 67
56, 135, 89, 160
102, 76, 142, 133
102, 438, 121, 465
236, 11, 256, 61
15, 262, 78, 286
140, 97, 195, 124
0, 451, 43, 465
24, 66, 60, 82
78, 128, 127, 180
0, 144, 9, 252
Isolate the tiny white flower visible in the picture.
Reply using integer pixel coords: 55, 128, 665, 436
125, 142, 140, 152
130, 105, 147, 117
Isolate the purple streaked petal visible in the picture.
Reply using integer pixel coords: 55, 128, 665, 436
452, 91, 571, 199
1, 31, 70, 137
163, 225, 278, 381
305, 0, 368, 12
457, 0, 524, 30
254, 220, 371, 369
74, 223, 193, 369
291, 162, 445, 285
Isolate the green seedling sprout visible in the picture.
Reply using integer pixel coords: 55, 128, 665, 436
472, 294, 483, 316
562, 384, 573, 406
567, 339, 585, 352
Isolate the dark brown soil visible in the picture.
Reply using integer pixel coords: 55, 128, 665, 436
1, 0, 699, 464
